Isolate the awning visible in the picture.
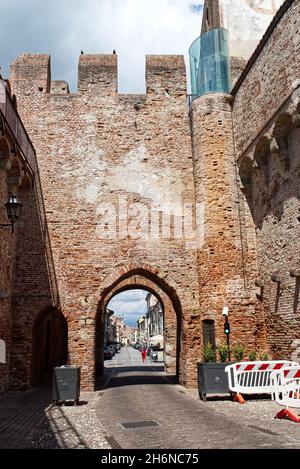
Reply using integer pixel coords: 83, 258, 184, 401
149, 335, 164, 347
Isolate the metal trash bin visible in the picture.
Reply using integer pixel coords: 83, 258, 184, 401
52, 365, 81, 405
197, 362, 232, 401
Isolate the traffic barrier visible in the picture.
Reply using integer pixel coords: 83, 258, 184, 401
271, 366, 300, 422
233, 393, 245, 404
225, 361, 298, 401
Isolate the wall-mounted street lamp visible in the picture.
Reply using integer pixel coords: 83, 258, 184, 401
222, 306, 231, 360
0, 195, 22, 233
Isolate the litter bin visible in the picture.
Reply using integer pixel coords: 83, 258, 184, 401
52, 365, 81, 405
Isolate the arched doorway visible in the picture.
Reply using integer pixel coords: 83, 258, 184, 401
105, 288, 164, 359
31, 307, 68, 385
94, 267, 182, 384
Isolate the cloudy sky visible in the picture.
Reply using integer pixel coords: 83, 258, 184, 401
107, 289, 150, 327
0, 0, 203, 93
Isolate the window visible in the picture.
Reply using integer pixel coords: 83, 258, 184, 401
202, 320, 216, 349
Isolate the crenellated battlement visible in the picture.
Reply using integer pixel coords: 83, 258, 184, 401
9, 53, 187, 97
78, 54, 118, 94
50, 80, 70, 94
146, 55, 186, 96
10, 54, 51, 94
11, 53, 50, 70
146, 55, 185, 70
79, 54, 118, 68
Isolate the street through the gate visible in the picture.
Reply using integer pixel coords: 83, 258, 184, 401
96, 347, 300, 449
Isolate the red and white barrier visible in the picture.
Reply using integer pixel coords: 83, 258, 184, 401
271, 366, 300, 421
225, 361, 298, 396
282, 368, 300, 380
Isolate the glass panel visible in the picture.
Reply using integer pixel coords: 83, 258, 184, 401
189, 28, 231, 99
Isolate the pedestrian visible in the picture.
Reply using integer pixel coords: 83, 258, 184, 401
141, 348, 147, 363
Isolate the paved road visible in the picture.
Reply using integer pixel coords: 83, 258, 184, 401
96, 346, 300, 449
1, 347, 299, 449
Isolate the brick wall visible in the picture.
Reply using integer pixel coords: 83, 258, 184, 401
0, 77, 67, 391
0, 139, 14, 392
6, 0, 299, 390
191, 93, 260, 357
233, 0, 300, 360
9, 53, 202, 389
232, 0, 300, 155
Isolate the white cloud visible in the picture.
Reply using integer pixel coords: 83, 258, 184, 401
0, 0, 203, 92
108, 289, 150, 326
110, 289, 148, 302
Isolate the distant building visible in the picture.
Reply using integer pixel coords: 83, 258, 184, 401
122, 325, 136, 346
137, 294, 163, 348
111, 315, 125, 344
104, 309, 114, 346
146, 293, 163, 339
137, 315, 148, 345
104, 310, 126, 346
132, 329, 138, 344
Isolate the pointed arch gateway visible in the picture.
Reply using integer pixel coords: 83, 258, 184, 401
93, 264, 183, 385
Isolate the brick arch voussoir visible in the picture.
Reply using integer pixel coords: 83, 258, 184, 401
104, 276, 169, 312
58, 303, 76, 322
88, 263, 181, 318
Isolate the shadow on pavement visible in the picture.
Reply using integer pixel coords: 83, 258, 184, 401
0, 384, 90, 449
96, 365, 177, 389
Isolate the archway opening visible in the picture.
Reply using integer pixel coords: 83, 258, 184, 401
31, 307, 68, 385
94, 268, 182, 388
105, 288, 164, 362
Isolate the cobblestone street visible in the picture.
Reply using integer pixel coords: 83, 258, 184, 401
1, 346, 300, 449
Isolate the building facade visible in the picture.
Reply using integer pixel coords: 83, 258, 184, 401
145, 293, 164, 344
0, 0, 299, 393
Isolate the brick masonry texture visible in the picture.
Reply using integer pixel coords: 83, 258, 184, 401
233, 0, 300, 360
0, 87, 67, 393
8, 53, 203, 390
191, 93, 260, 355
1, 0, 300, 393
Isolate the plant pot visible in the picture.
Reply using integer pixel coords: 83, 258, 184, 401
197, 362, 234, 401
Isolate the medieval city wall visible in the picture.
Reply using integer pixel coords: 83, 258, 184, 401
0, 137, 15, 392
191, 93, 262, 355
232, 0, 300, 359
9, 54, 202, 389
0, 119, 64, 392
5, 0, 300, 391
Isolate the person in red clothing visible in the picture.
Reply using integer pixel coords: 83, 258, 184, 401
141, 348, 147, 363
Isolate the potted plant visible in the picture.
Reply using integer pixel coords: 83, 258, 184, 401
197, 343, 233, 401
232, 342, 245, 361
248, 350, 257, 361
246, 349, 270, 361
203, 342, 216, 363
259, 351, 269, 361
218, 343, 230, 362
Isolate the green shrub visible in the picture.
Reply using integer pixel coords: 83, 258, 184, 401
248, 350, 257, 361
218, 344, 230, 362
232, 343, 245, 361
202, 343, 216, 362
259, 352, 269, 361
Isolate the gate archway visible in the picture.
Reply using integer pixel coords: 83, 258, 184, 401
31, 307, 68, 385
94, 266, 182, 383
